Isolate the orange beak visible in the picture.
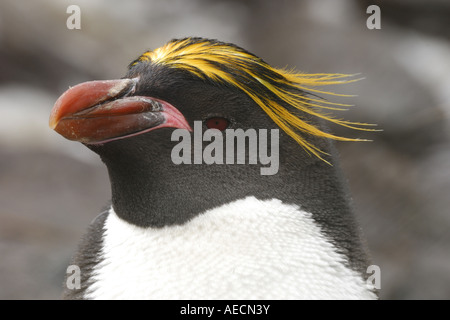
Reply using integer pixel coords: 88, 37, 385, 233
49, 78, 191, 144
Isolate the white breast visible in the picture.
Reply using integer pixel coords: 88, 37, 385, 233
86, 197, 377, 299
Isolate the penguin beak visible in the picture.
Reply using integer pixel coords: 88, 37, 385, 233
49, 78, 191, 144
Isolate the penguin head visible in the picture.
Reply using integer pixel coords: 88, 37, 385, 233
49, 37, 373, 229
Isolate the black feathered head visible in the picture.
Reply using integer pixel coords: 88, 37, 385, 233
131, 37, 376, 163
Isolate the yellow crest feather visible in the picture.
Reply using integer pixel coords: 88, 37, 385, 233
131, 37, 377, 163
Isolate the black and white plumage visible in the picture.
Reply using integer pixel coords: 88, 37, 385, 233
50, 37, 377, 299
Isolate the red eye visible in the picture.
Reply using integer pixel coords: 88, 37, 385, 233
205, 117, 229, 131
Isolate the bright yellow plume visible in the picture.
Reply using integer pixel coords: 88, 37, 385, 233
131, 37, 377, 163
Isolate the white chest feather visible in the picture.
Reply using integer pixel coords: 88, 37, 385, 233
86, 197, 376, 299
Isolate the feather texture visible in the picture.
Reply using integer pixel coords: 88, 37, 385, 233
130, 37, 377, 163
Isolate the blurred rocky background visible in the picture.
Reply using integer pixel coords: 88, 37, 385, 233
1, 0, 449, 299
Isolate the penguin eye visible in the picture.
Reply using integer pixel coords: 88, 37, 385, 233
205, 117, 230, 131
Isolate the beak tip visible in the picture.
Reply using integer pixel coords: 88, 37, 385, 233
49, 120, 57, 130
49, 108, 60, 130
